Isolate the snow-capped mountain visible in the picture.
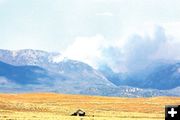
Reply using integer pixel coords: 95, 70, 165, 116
0, 49, 115, 95
0, 49, 179, 97
0, 49, 63, 69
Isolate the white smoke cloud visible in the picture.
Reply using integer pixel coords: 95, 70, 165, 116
152, 41, 180, 60
63, 35, 106, 68
63, 24, 180, 73
122, 26, 167, 71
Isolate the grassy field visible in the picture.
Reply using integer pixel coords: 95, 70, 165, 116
0, 93, 179, 120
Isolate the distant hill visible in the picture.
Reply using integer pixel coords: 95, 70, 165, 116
137, 63, 180, 89
0, 49, 179, 97
99, 63, 180, 90
0, 61, 52, 85
0, 50, 115, 95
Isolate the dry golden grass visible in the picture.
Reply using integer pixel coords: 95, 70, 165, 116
0, 93, 179, 120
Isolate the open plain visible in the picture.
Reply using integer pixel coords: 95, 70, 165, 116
0, 93, 180, 120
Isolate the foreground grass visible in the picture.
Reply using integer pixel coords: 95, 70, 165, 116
0, 93, 179, 120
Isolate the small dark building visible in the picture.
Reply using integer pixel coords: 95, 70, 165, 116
71, 109, 85, 116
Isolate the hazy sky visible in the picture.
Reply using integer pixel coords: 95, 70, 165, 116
1, 0, 180, 72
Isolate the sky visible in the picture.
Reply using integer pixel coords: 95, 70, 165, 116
1, 0, 180, 72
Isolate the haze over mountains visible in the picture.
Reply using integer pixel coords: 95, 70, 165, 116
0, 49, 179, 97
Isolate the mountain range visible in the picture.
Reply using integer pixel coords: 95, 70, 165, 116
99, 63, 180, 90
0, 49, 179, 97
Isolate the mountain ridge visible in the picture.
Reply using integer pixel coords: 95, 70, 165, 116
0, 49, 179, 97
